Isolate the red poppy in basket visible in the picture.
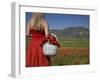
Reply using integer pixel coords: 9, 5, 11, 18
41, 33, 61, 48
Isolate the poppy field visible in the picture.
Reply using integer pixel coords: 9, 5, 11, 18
51, 47, 89, 65
26, 36, 89, 66
51, 37, 89, 65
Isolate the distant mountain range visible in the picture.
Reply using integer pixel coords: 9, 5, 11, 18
50, 26, 89, 38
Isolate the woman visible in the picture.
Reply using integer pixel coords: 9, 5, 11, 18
26, 13, 51, 67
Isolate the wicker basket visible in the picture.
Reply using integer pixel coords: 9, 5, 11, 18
43, 34, 58, 56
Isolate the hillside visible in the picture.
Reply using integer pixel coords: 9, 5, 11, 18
50, 26, 89, 38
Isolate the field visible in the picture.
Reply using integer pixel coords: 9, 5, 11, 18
58, 37, 89, 48
50, 37, 89, 65
26, 36, 89, 66
51, 48, 89, 65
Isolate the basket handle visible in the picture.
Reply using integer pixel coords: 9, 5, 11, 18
51, 33, 58, 41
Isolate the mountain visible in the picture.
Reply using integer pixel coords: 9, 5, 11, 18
50, 26, 89, 38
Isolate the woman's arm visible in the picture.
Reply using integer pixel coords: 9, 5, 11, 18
43, 20, 49, 37
26, 18, 34, 36
26, 23, 30, 36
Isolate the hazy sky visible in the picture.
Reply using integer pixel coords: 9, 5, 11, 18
26, 12, 89, 29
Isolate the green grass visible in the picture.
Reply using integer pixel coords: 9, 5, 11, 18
58, 37, 89, 48
26, 36, 89, 48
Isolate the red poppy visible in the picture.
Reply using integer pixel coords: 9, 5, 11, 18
41, 33, 61, 48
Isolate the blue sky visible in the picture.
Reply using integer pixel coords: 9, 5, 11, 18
26, 12, 89, 29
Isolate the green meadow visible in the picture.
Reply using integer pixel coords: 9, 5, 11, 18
58, 37, 89, 48
26, 36, 89, 66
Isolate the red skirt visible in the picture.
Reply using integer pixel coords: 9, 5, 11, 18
26, 30, 50, 67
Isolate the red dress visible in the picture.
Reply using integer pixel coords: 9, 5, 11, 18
26, 29, 50, 67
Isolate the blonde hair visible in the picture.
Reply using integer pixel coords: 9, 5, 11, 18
28, 13, 45, 31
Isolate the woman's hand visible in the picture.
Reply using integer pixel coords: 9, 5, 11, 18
26, 33, 32, 37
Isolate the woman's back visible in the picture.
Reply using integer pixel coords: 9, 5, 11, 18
30, 28, 45, 39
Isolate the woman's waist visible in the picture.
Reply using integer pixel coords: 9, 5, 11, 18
31, 37, 44, 44
32, 34, 45, 38
31, 35, 45, 41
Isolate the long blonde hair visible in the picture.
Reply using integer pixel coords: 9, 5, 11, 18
28, 13, 45, 31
